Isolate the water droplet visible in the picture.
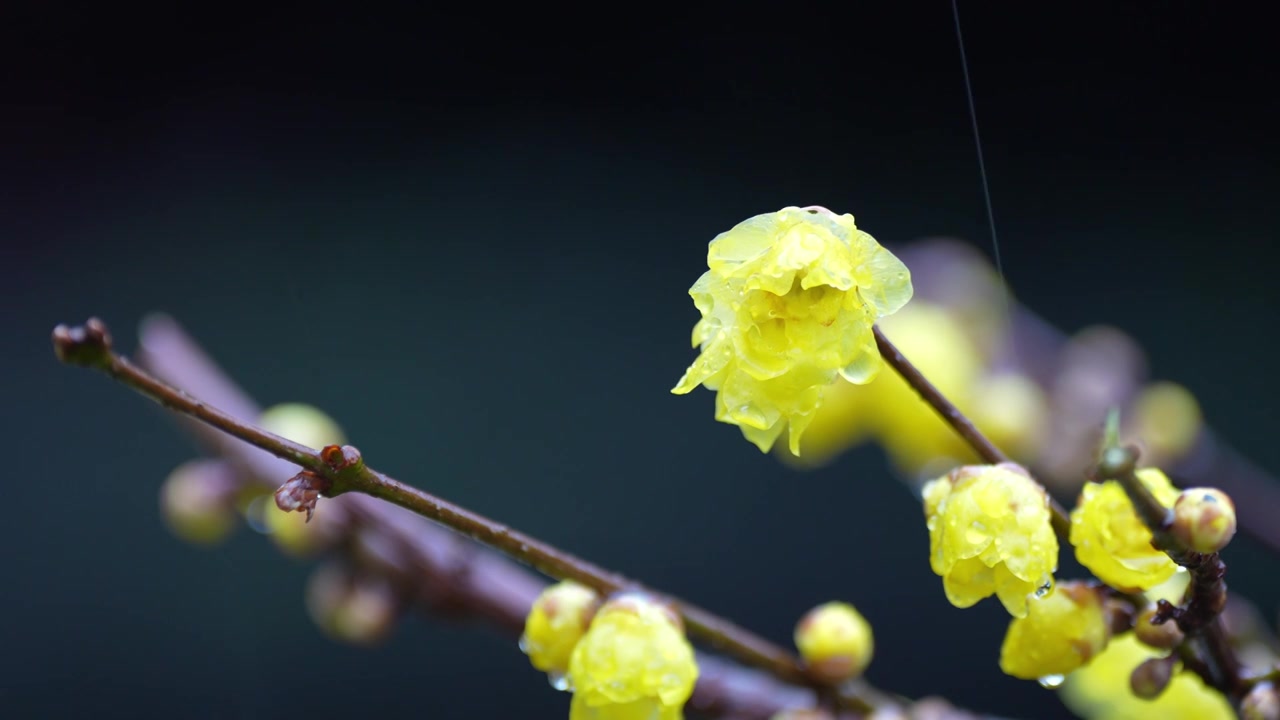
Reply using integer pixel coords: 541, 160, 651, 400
1035, 580, 1053, 598
1037, 674, 1065, 689
547, 672, 571, 692
733, 403, 768, 429
517, 636, 530, 654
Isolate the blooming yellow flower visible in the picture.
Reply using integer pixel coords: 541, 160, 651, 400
567, 593, 698, 720
923, 464, 1058, 617
672, 206, 912, 454
999, 581, 1109, 680
521, 581, 601, 676
1060, 634, 1232, 720
1070, 469, 1179, 592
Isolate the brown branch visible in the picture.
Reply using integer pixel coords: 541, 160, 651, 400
54, 316, 882, 717
1095, 444, 1248, 705
873, 325, 1072, 538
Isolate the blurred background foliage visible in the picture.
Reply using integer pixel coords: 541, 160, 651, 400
4, 3, 1278, 718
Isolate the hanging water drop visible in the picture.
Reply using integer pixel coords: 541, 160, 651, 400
547, 672, 571, 692
1037, 674, 1066, 689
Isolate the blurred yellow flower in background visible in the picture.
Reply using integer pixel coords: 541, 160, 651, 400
1060, 634, 1231, 720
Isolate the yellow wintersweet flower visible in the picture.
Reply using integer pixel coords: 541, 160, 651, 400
567, 593, 698, 720
1060, 634, 1232, 720
923, 464, 1058, 618
521, 581, 601, 676
1070, 469, 1179, 593
999, 581, 1109, 680
672, 206, 912, 454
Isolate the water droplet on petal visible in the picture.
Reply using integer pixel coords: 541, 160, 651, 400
517, 636, 530, 654
547, 672, 571, 692
1037, 674, 1066, 689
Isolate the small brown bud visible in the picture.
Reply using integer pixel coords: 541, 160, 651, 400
1129, 655, 1176, 699
1243, 683, 1280, 720
1170, 487, 1237, 554
1133, 606, 1184, 650
52, 318, 113, 367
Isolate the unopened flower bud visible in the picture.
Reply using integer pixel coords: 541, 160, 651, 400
261, 490, 343, 557
1171, 488, 1237, 554
1242, 683, 1280, 720
520, 581, 600, 675
258, 402, 346, 450
305, 563, 399, 646
1129, 655, 1176, 699
159, 459, 238, 545
795, 601, 874, 683
1133, 606, 1184, 650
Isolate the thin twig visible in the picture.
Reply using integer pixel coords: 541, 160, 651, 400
135, 315, 819, 718
873, 325, 1072, 537
53, 317, 875, 714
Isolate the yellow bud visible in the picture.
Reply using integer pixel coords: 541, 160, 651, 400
252, 492, 343, 557
970, 373, 1048, 462
1171, 488, 1237, 554
1133, 382, 1202, 462
521, 581, 600, 676
159, 459, 238, 545
999, 581, 1109, 680
305, 563, 399, 646
794, 601, 874, 683
258, 402, 346, 450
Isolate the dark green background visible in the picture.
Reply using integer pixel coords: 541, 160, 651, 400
5, 3, 1278, 718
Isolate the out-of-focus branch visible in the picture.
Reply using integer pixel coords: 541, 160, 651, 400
57, 316, 899, 718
